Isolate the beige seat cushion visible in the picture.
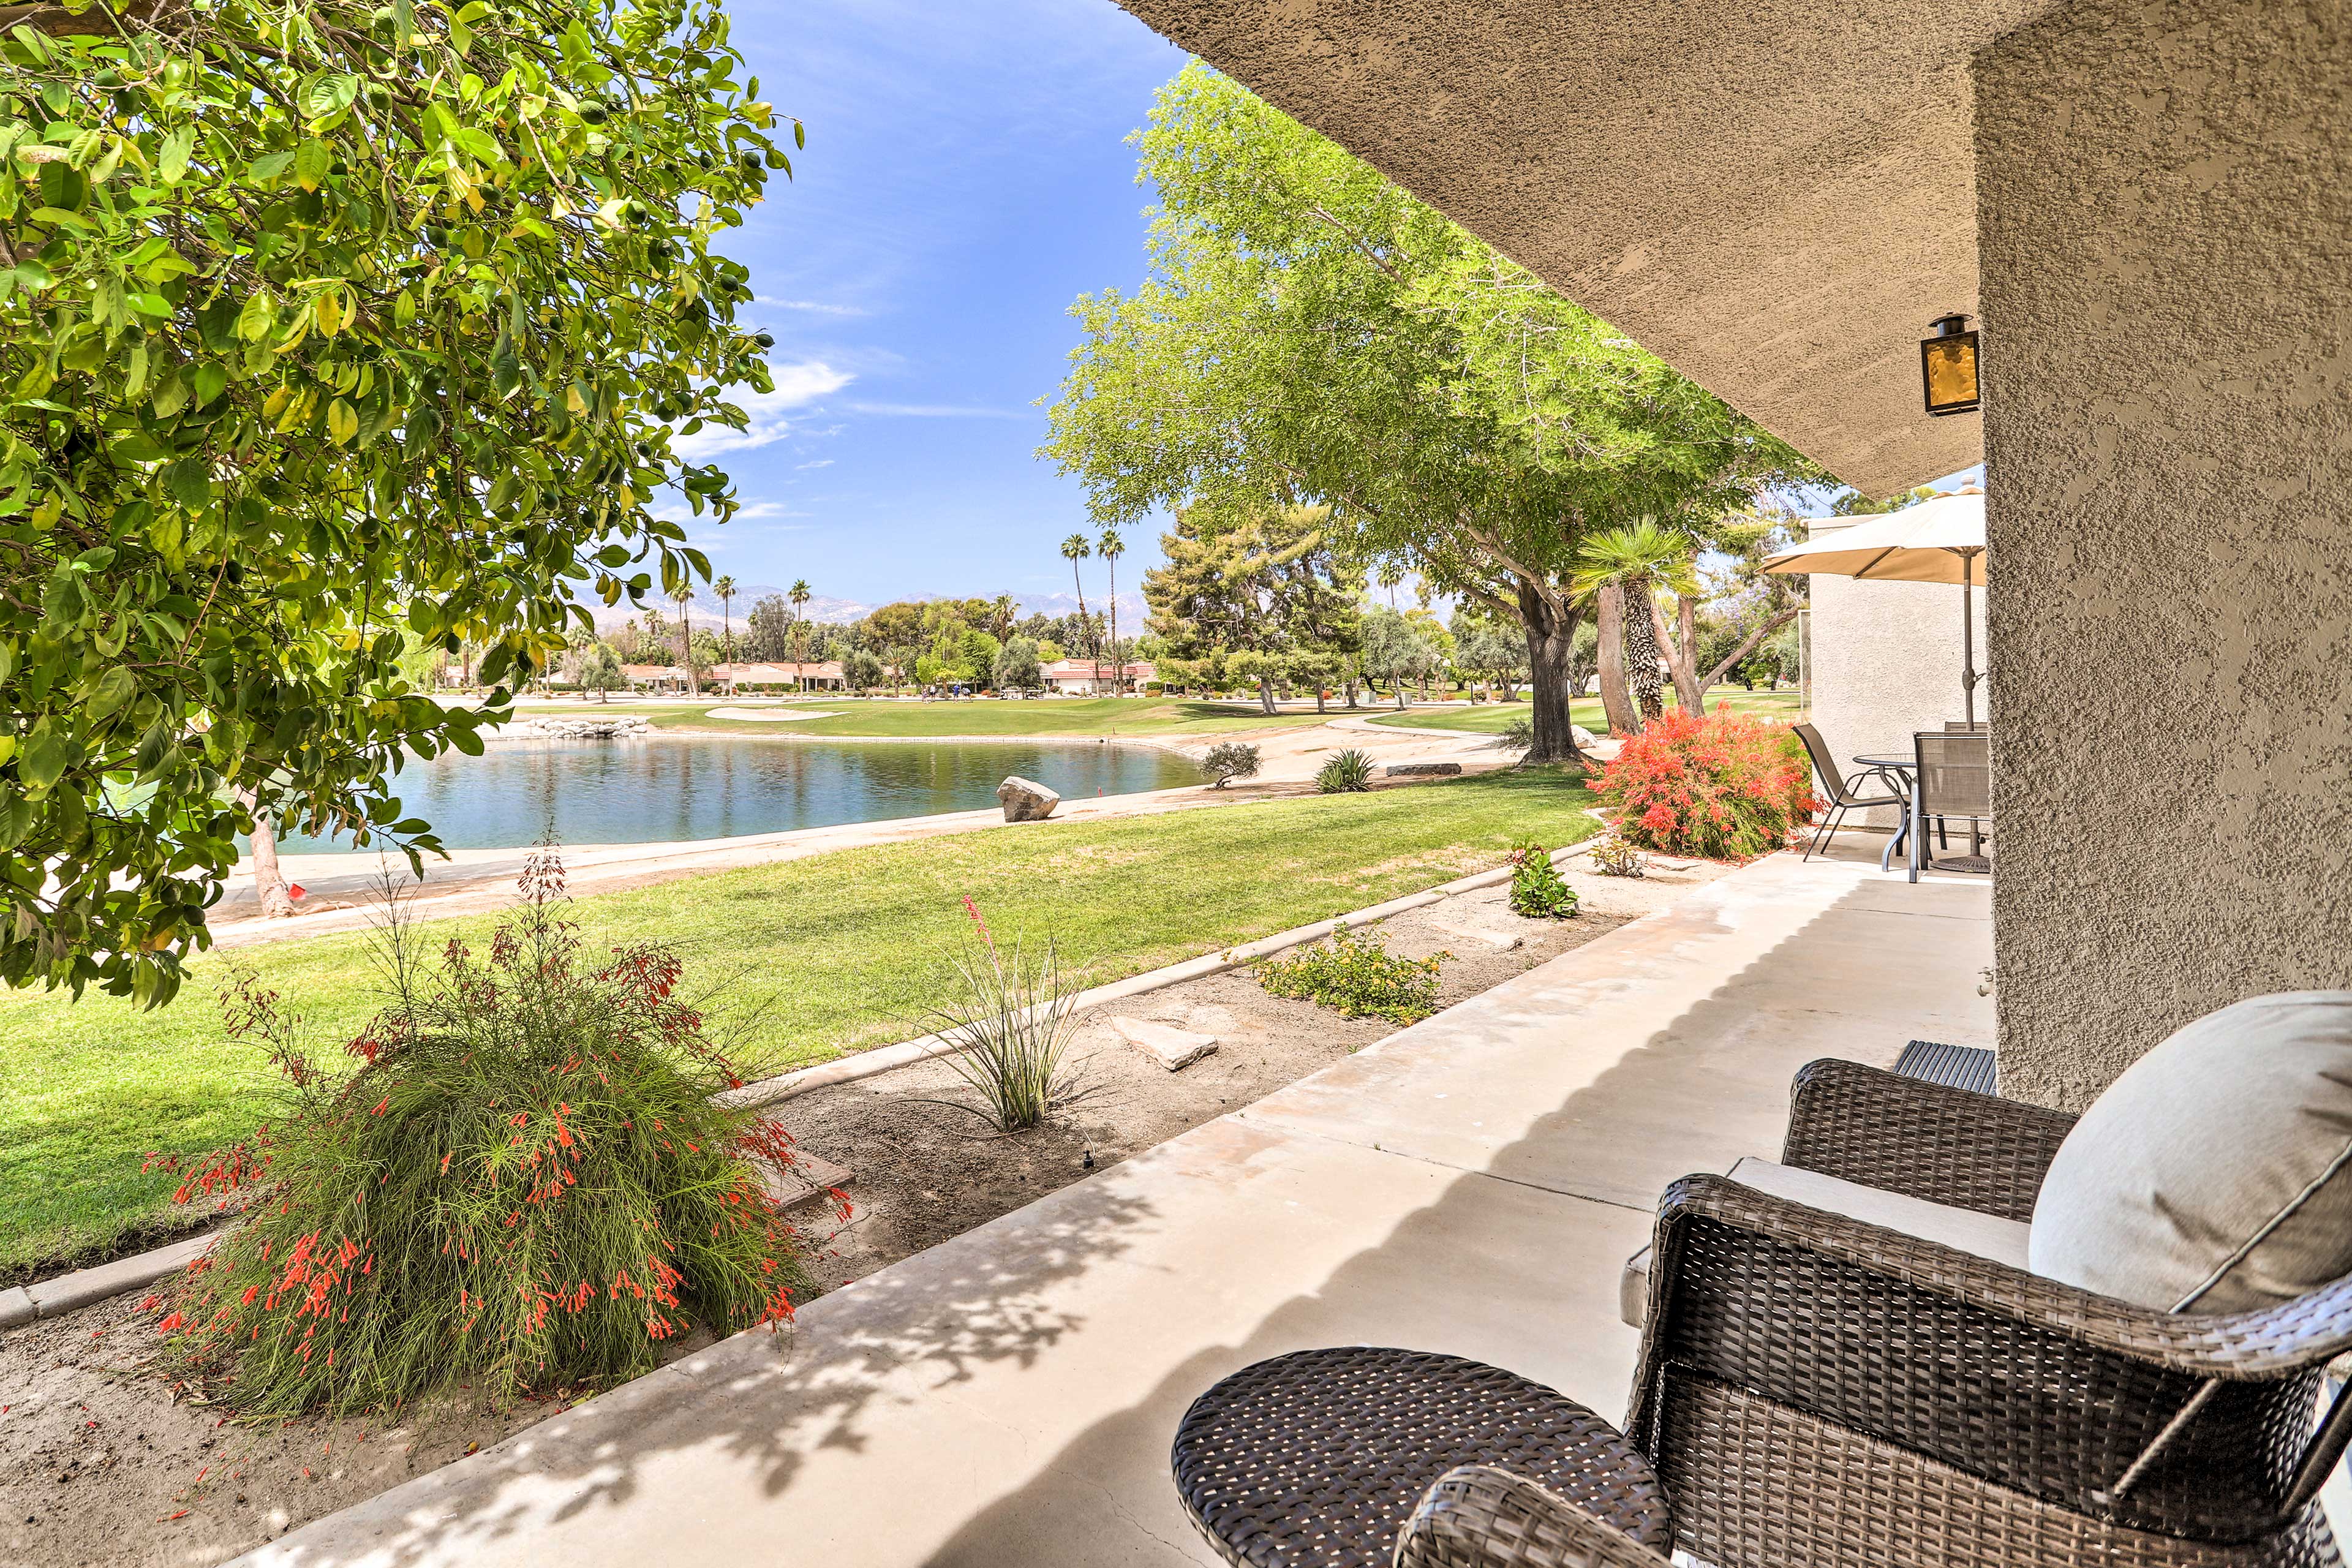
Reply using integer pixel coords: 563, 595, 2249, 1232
1621, 1156, 2030, 1328
2029, 992, 2352, 1314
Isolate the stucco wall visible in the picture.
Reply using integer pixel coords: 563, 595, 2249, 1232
1806, 532, 1989, 830
1975, 0, 2352, 1109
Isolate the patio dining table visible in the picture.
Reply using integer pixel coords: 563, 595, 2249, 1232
1856, 750, 1989, 875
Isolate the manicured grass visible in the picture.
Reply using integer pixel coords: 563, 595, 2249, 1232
532, 696, 1327, 739
1363, 688, 1804, 734
0, 770, 1602, 1275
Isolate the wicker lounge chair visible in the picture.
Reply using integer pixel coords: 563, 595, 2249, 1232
1792, 723, 1906, 864
1621, 1058, 2350, 1568
1191, 1060, 2352, 1567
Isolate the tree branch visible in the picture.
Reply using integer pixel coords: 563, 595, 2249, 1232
1700, 605, 1799, 691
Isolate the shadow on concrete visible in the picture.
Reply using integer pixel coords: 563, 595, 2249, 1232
258, 868, 1991, 1566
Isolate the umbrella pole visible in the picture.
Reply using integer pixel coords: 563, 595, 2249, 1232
1962, 575, 1975, 727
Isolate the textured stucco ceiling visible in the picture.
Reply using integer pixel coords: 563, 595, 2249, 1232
1113, 0, 2067, 497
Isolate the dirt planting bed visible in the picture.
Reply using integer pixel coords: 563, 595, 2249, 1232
0, 858, 1726, 1568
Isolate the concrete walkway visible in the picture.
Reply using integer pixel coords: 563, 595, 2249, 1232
247, 849, 1992, 1567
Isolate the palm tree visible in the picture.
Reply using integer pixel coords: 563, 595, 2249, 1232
671, 583, 698, 696
1572, 520, 1700, 726
1060, 533, 1093, 690
789, 579, 812, 689
1098, 526, 1125, 695
990, 594, 1016, 640
713, 575, 738, 665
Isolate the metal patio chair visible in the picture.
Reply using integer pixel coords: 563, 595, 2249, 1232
1792, 723, 1905, 864
1910, 729, 1992, 879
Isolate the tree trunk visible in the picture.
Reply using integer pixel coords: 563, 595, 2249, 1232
1258, 676, 1276, 715
1515, 579, 1590, 771
1661, 594, 1705, 716
1393, 680, 1408, 711
1595, 583, 1637, 735
1621, 578, 1665, 723
241, 794, 297, 919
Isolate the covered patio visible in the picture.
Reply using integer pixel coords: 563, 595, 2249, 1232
252, 850, 1993, 1565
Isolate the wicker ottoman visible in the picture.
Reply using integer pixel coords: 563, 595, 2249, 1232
1172, 1348, 1672, 1567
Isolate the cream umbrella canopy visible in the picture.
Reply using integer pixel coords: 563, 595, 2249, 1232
1763, 489, 1988, 725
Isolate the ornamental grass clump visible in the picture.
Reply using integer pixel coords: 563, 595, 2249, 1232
1316, 747, 1376, 793
1596, 710, 1817, 861
1507, 842, 1580, 919
146, 852, 815, 1420
1257, 924, 1447, 1025
925, 897, 1083, 1133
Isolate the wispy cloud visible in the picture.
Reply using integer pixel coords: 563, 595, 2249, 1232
846, 401, 1030, 420
673, 361, 853, 459
755, 296, 867, 317
734, 501, 794, 519
794, 458, 836, 470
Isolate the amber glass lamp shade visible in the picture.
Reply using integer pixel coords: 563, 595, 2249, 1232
1920, 314, 1980, 417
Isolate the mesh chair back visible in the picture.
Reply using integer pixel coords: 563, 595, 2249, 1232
1913, 731, 1992, 821
1943, 720, 1989, 733
1792, 724, 1849, 804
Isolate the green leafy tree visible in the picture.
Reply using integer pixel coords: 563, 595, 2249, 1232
1042, 64, 1811, 769
1359, 606, 1439, 710
1143, 500, 1361, 714
0, 0, 797, 1001
1449, 608, 1529, 699
992, 635, 1042, 695
840, 646, 886, 693
576, 639, 625, 703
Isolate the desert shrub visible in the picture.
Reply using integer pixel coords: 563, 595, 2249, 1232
926, 897, 1082, 1132
1596, 709, 1817, 860
1201, 741, 1263, 790
1316, 747, 1376, 793
1507, 842, 1580, 919
1257, 924, 1447, 1024
147, 854, 814, 1419
1491, 715, 1534, 752
1589, 836, 1648, 878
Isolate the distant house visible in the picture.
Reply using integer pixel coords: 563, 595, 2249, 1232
714, 660, 846, 691
622, 663, 690, 692
1041, 658, 1155, 695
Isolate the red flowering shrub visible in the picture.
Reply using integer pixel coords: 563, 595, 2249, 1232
1596, 710, 1818, 861
147, 851, 819, 1418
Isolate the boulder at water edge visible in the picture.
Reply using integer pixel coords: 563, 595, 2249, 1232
997, 776, 1061, 822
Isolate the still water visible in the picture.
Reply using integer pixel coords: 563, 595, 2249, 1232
281, 736, 1199, 851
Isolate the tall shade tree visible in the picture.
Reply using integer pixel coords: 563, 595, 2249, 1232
712, 573, 737, 662
671, 583, 697, 695
1144, 500, 1360, 715
1042, 64, 1812, 767
0, 0, 796, 1001
1058, 532, 1094, 687
788, 576, 810, 684
1096, 526, 1125, 693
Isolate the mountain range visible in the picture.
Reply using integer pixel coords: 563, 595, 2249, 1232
584, 587, 1147, 635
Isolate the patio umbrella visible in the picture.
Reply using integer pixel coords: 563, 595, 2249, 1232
1763, 489, 1988, 725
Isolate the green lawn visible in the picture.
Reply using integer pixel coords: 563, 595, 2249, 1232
0, 770, 1601, 1275
537, 696, 1326, 739
1364, 688, 1804, 734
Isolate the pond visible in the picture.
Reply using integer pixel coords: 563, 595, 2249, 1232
279, 735, 1201, 852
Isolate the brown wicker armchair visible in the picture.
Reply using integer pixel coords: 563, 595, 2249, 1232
1626, 1058, 2352, 1568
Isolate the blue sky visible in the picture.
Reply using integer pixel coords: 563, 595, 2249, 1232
677, 1, 1978, 617
669, 0, 1188, 611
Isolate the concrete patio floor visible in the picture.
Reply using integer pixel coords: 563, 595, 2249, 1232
249, 848, 1994, 1568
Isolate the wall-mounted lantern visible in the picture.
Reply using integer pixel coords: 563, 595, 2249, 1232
1920, 313, 1981, 417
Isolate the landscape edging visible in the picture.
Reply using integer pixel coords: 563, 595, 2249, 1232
5, 841, 1605, 1328
719, 840, 1599, 1110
